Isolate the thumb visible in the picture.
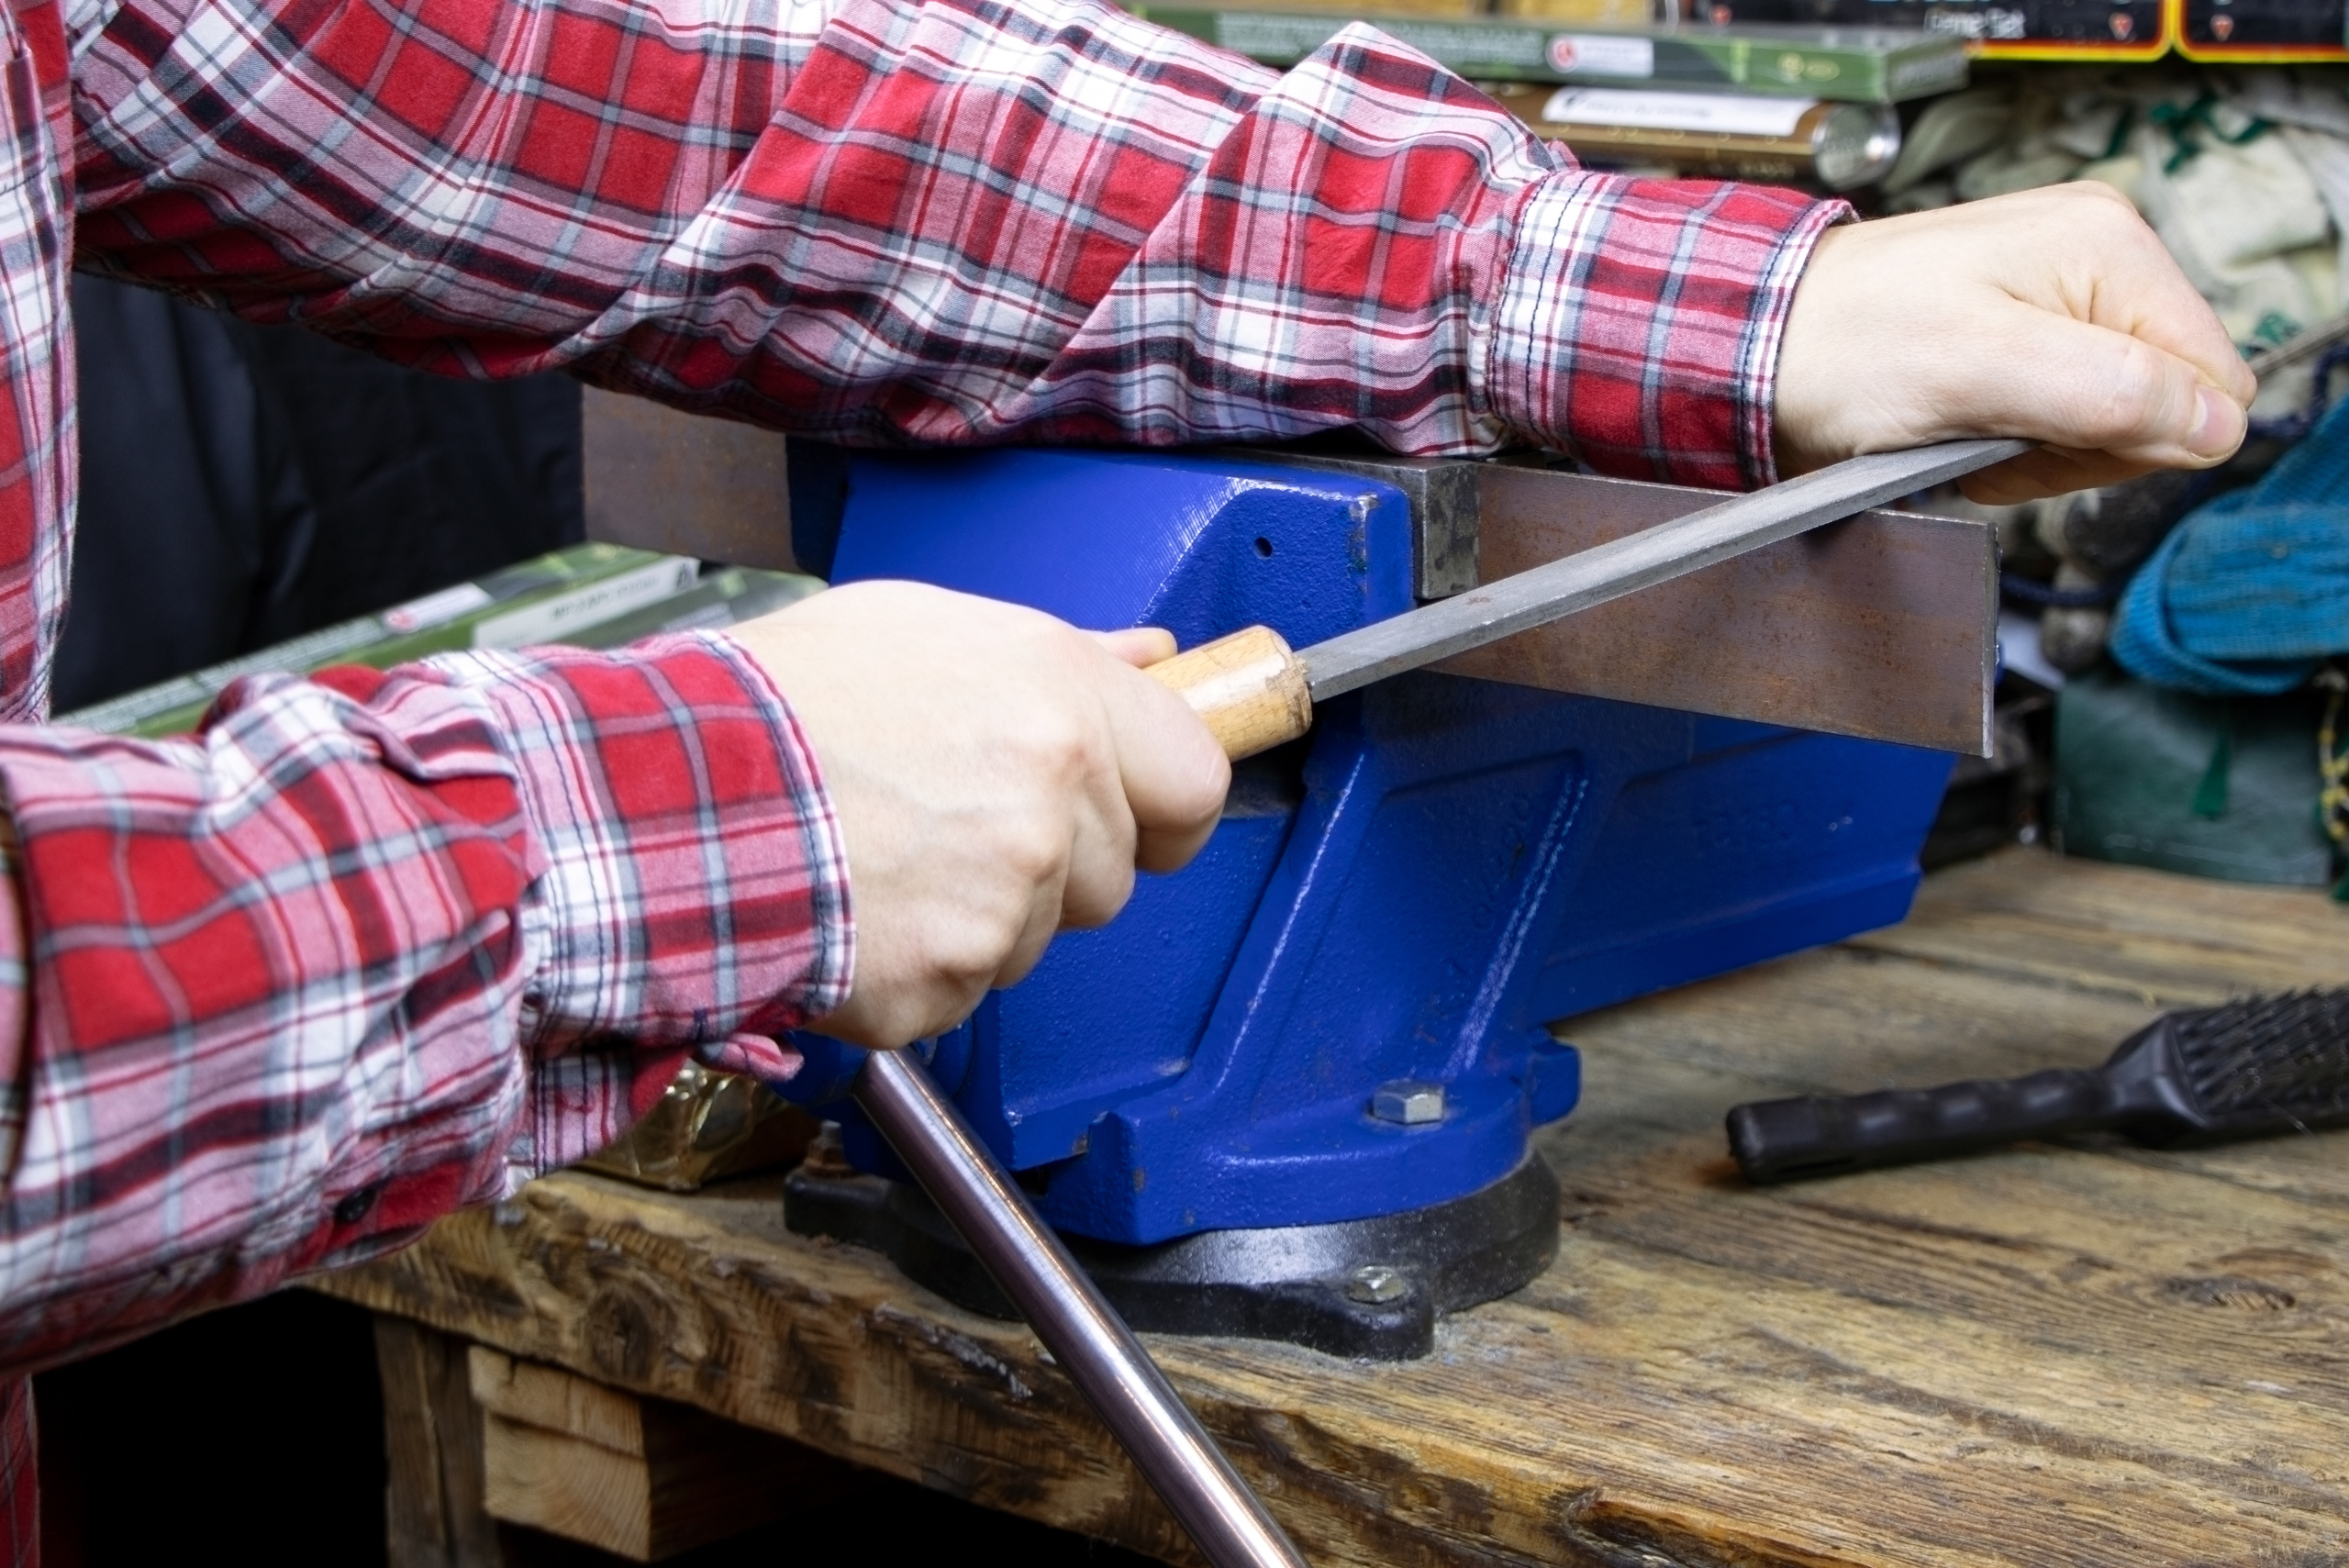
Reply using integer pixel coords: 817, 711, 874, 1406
1967, 304, 2247, 468
1091, 626, 1179, 669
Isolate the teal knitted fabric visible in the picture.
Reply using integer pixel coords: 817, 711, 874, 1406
2112, 396, 2349, 695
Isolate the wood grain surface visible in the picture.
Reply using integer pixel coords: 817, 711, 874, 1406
378, 1317, 507, 1568
319, 849, 2349, 1568
1145, 623, 1314, 762
471, 1346, 856, 1560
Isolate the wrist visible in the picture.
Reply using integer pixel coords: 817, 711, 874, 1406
1490, 169, 1847, 488
433, 633, 854, 1057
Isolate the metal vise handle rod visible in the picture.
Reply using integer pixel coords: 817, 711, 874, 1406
853, 1048, 1309, 1568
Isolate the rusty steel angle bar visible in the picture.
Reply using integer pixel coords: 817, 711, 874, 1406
1415, 450, 2014, 756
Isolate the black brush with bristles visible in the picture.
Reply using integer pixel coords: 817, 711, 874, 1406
1727, 988, 2349, 1184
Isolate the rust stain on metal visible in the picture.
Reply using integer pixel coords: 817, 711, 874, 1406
582, 387, 799, 571
1437, 467, 1995, 756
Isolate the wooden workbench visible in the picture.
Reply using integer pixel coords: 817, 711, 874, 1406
320, 847, 2349, 1567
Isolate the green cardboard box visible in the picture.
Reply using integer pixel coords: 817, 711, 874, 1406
61, 543, 821, 740
1128, 6, 1970, 100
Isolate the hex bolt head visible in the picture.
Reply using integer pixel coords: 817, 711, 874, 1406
1371, 1080, 1445, 1125
1346, 1265, 1408, 1305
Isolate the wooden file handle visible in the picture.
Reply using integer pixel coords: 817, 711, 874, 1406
1143, 625, 1313, 761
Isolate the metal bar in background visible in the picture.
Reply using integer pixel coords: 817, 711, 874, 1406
582, 386, 799, 572
1433, 452, 2015, 757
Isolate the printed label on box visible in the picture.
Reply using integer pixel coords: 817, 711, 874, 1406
382, 582, 495, 634
1705, 0, 2172, 59
473, 558, 701, 649
1545, 32, 1656, 74
1540, 86, 1814, 135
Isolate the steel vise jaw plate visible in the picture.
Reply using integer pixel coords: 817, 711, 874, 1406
1235, 450, 1482, 599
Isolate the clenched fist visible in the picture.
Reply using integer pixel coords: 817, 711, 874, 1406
725, 582, 1230, 1050
1773, 182, 2258, 504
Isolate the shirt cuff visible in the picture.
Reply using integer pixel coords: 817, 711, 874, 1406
1486, 169, 1848, 491
429, 632, 853, 1064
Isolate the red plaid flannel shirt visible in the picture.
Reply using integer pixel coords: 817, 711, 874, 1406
0, 0, 1839, 1543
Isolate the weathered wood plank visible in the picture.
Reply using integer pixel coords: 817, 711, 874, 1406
377, 1317, 508, 1568
319, 847, 2349, 1568
474, 1348, 643, 1453
481, 1407, 651, 1558
322, 1157, 2349, 1566
473, 1347, 852, 1561
330, 1178, 1212, 1562
1848, 849, 2349, 1006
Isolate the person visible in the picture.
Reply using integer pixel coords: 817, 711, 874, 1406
0, 0, 2254, 1546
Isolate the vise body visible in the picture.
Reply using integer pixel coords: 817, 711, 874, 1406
760, 443, 1987, 1358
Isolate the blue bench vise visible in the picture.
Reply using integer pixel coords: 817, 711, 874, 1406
750, 441, 1993, 1359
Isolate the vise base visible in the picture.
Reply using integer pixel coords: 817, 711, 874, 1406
786, 1146, 1559, 1361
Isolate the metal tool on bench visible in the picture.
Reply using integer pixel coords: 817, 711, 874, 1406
750, 438, 2022, 1568
1729, 985, 2349, 1183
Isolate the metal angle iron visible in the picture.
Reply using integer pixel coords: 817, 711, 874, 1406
1299, 438, 2031, 700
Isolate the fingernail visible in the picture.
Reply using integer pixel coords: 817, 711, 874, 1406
2189, 385, 2244, 460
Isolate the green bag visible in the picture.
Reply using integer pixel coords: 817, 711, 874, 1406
2053, 667, 2337, 887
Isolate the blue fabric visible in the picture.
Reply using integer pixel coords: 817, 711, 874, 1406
2112, 395, 2349, 695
